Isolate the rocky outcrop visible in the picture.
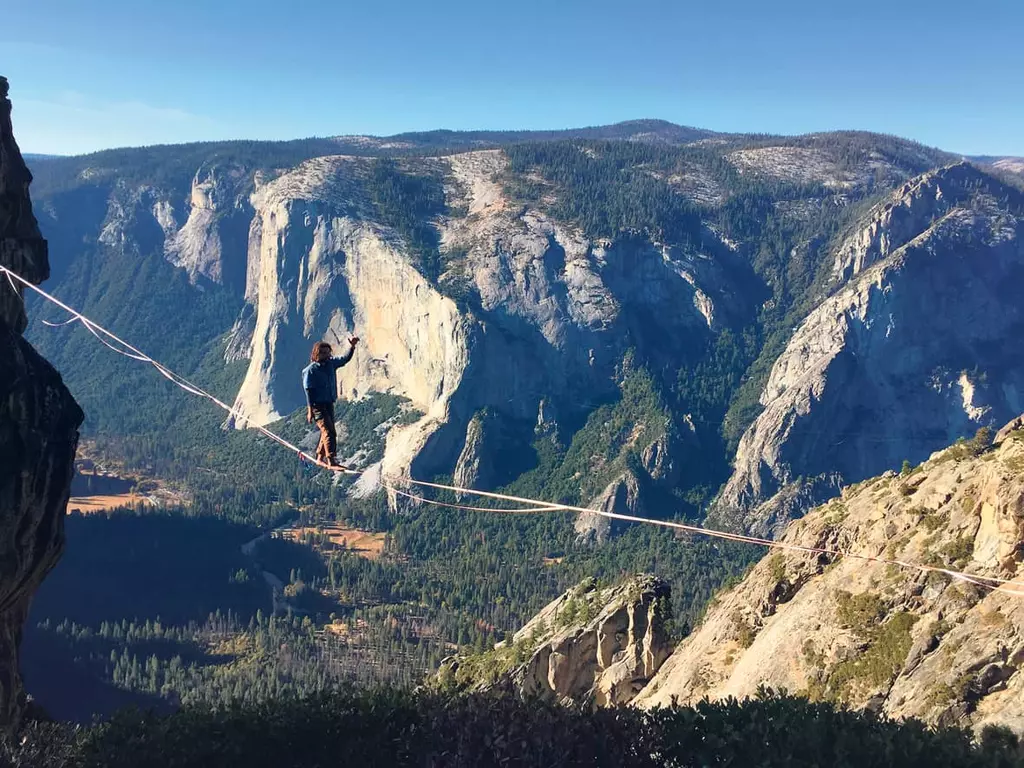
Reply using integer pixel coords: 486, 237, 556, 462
997, 416, 1024, 444
439, 575, 672, 707
830, 162, 1007, 284
452, 410, 525, 491
992, 158, 1024, 177
575, 470, 645, 545
636, 415, 1024, 735
0, 76, 83, 732
163, 165, 252, 289
712, 163, 1024, 536
58, 159, 251, 298
224, 156, 471, 485
728, 146, 888, 192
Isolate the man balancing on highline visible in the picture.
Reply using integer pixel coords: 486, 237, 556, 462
302, 336, 360, 468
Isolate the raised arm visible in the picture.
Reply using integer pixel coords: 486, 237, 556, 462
333, 336, 360, 368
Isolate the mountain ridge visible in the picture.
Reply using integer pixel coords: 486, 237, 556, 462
710, 161, 1024, 535
26, 119, 957, 167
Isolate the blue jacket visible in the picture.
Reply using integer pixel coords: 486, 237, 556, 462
302, 347, 354, 405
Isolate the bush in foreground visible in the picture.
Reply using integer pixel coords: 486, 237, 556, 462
4, 688, 1023, 767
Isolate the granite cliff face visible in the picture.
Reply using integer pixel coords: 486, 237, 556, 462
163, 165, 252, 289
26, 138, 747, 528
224, 155, 470, 490
712, 163, 1024, 536
635, 416, 1024, 735
438, 575, 672, 707
0, 76, 83, 732
0, 80, 46, 337
222, 149, 738, 502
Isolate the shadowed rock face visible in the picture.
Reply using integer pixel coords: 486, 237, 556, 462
0, 78, 47, 335
515, 576, 673, 707
0, 75, 83, 733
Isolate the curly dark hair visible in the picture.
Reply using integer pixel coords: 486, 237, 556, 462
310, 341, 333, 362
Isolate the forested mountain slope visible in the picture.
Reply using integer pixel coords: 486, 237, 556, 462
711, 163, 1024, 535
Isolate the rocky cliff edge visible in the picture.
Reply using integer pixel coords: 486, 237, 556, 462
636, 415, 1024, 735
711, 163, 1024, 536
0, 75, 83, 732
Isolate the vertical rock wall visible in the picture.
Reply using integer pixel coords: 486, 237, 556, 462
0, 76, 83, 733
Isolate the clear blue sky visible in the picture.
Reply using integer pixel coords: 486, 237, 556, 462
3, 0, 1022, 156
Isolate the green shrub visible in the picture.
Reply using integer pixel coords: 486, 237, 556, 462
733, 610, 757, 648
9, 687, 1020, 768
941, 536, 975, 568
970, 427, 994, 455
557, 597, 581, 628
946, 428, 995, 462
834, 591, 884, 635
823, 592, 921, 701
828, 612, 919, 697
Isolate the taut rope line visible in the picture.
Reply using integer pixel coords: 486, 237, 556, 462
4, 264, 1022, 597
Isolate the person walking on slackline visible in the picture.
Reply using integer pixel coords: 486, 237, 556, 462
302, 335, 360, 468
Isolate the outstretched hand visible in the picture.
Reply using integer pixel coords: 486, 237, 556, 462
348, 335, 361, 347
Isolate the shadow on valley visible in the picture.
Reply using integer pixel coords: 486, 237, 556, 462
28, 510, 265, 626
21, 491, 761, 725
69, 470, 134, 497
23, 510, 267, 721
22, 630, 173, 724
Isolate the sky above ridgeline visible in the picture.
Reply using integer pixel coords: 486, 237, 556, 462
3, 0, 1022, 157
